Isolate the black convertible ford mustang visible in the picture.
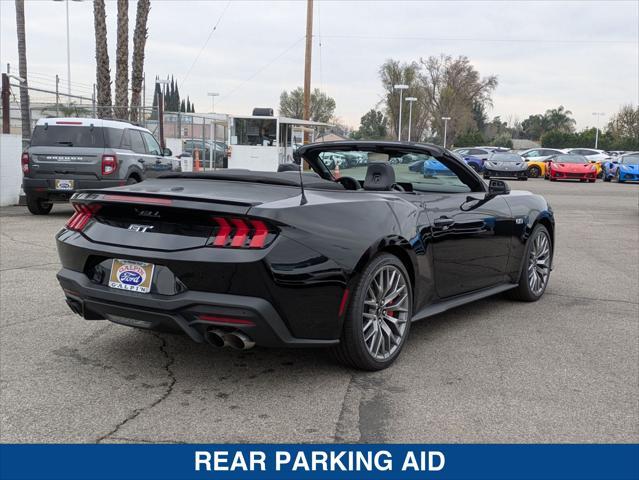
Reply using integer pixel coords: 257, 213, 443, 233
56, 141, 554, 370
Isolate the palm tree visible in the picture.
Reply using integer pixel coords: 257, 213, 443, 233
129, 0, 150, 123
544, 106, 576, 133
93, 0, 112, 118
114, 0, 129, 120
14, 0, 31, 140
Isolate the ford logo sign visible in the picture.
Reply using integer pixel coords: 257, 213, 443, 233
116, 265, 146, 286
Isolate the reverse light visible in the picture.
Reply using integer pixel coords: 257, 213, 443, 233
209, 217, 274, 249
66, 203, 102, 231
21, 152, 30, 175
101, 154, 118, 176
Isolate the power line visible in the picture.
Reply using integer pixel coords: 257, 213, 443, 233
220, 35, 306, 102
181, 0, 232, 86
318, 34, 637, 45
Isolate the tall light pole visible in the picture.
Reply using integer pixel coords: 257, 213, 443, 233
592, 112, 605, 149
53, 0, 80, 106
207, 92, 219, 114
393, 84, 408, 141
207, 92, 220, 169
441, 116, 451, 148
405, 97, 417, 142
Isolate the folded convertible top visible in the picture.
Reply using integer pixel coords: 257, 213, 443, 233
160, 170, 344, 190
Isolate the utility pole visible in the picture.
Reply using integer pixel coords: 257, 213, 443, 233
303, 0, 313, 137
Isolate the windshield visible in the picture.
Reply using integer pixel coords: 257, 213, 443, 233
231, 118, 277, 146
556, 155, 587, 164
30, 125, 113, 148
316, 150, 472, 193
490, 153, 521, 162
621, 155, 639, 164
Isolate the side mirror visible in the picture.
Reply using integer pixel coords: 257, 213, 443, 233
488, 179, 510, 196
163, 147, 172, 157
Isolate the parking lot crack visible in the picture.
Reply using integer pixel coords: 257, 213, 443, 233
95, 333, 177, 443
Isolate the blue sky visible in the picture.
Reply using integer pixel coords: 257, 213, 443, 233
1, 0, 637, 129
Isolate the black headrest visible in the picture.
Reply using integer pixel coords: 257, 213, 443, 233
363, 162, 395, 191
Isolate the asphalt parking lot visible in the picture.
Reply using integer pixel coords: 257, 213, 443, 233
1, 179, 637, 443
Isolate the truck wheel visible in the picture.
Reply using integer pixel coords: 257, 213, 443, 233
126, 176, 139, 185
331, 253, 412, 371
26, 194, 53, 215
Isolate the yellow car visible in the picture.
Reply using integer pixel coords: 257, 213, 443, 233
520, 148, 565, 178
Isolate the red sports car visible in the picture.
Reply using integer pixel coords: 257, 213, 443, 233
545, 154, 597, 182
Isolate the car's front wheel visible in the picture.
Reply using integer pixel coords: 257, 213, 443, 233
332, 253, 412, 371
26, 194, 53, 215
527, 165, 541, 178
508, 224, 552, 302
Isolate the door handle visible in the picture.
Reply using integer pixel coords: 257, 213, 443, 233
434, 217, 455, 227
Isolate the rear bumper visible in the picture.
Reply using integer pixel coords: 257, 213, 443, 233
23, 177, 123, 201
57, 267, 339, 348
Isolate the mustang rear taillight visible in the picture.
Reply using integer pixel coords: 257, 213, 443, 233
101, 154, 117, 176
21, 152, 30, 174
66, 203, 102, 231
209, 217, 274, 249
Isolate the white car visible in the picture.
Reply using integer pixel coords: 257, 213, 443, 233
562, 148, 611, 163
520, 148, 565, 162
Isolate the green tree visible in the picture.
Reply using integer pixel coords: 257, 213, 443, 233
418, 55, 497, 145
352, 109, 387, 140
379, 59, 424, 140
543, 105, 576, 133
454, 130, 485, 147
492, 133, 513, 149
607, 104, 639, 141
279, 87, 336, 123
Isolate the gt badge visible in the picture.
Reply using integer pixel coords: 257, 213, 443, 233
128, 224, 154, 232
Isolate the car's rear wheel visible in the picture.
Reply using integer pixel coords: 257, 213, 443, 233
527, 165, 541, 178
508, 224, 552, 302
332, 253, 412, 371
26, 194, 53, 215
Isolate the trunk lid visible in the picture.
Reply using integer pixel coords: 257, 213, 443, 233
29, 146, 103, 178
73, 178, 301, 251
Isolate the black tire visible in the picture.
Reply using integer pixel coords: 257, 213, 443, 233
508, 224, 552, 302
126, 175, 140, 185
483, 174, 490, 180
469, 163, 480, 173
331, 253, 413, 371
527, 166, 541, 178
26, 194, 53, 215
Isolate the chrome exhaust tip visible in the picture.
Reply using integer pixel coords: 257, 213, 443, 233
205, 328, 227, 348
223, 331, 256, 350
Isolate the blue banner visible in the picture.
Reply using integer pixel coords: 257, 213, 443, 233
1, 444, 637, 480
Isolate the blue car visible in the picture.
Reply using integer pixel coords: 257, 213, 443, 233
423, 158, 455, 177
451, 151, 484, 172
603, 153, 639, 182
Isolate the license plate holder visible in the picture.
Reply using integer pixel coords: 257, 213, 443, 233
108, 259, 155, 294
55, 179, 75, 190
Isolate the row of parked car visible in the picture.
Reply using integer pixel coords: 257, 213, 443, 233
452, 146, 639, 183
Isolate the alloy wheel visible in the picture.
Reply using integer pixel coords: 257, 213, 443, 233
362, 265, 409, 361
527, 230, 551, 296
